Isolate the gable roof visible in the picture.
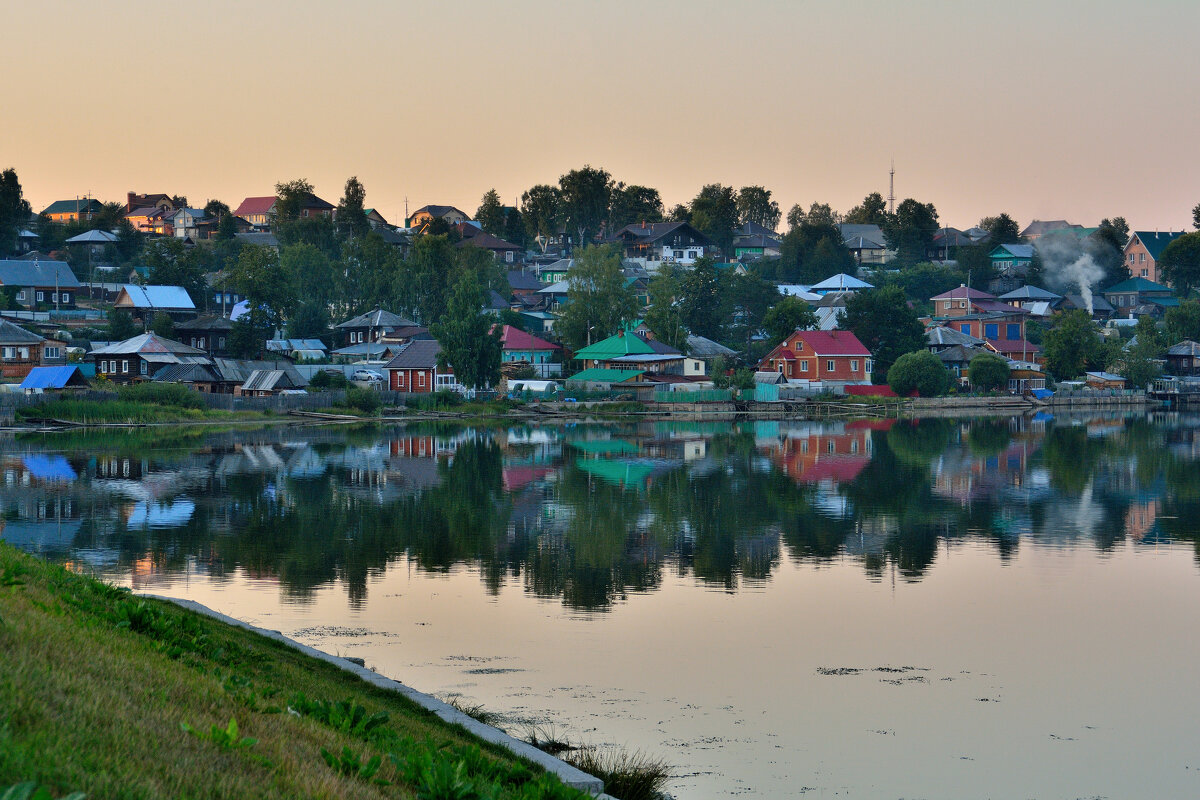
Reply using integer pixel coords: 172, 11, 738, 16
685, 334, 737, 358
411, 205, 468, 219
175, 315, 233, 332
1129, 231, 1186, 261
810, 273, 873, 291
931, 285, 997, 301
234, 196, 276, 216
0, 260, 81, 289
41, 199, 104, 216
608, 221, 713, 248
90, 333, 207, 357
734, 221, 780, 239
0, 318, 44, 344
19, 365, 88, 390
1062, 293, 1115, 313
789, 330, 871, 356
383, 339, 443, 370
65, 229, 119, 244
998, 285, 1062, 301
336, 308, 418, 329
1167, 340, 1200, 357
116, 284, 196, 311
1020, 220, 1071, 238
926, 325, 982, 347
1103, 277, 1172, 294
498, 325, 559, 352
573, 331, 656, 360
838, 223, 886, 243
507, 270, 543, 291
989, 243, 1035, 259
457, 230, 522, 252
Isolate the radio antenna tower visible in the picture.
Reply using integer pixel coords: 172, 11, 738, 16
887, 160, 895, 215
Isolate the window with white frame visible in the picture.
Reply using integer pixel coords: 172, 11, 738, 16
36, 291, 44, 302
850, 360, 859, 372
800, 360, 809, 372
122, 360, 129, 373
827, 360, 835, 372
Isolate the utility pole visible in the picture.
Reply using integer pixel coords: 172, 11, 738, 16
887, 160, 895, 216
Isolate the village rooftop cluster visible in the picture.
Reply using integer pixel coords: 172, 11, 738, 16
1, 166, 1199, 400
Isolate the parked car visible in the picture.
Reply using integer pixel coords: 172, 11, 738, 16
351, 368, 384, 383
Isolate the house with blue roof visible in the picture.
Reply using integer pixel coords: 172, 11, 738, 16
114, 284, 197, 321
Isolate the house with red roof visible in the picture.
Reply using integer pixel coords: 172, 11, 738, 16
234, 196, 276, 230
757, 330, 873, 387
498, 325, 561, 377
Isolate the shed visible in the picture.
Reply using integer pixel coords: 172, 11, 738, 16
19, 365, 89, 393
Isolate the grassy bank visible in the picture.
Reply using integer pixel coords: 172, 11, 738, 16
0, 544, 591, 800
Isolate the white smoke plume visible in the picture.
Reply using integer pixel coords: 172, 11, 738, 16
1035, 233, 1108, 313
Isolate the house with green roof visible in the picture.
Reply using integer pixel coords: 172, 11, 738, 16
563, 367, 644, 388
1103, 276, 1176, 317
41, 198, 104, 223
1123, 231, 1186, 285
572, 330, 656, 363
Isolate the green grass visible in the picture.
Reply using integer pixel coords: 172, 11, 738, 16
16, 399, 229, 424
0, 543, 591, 800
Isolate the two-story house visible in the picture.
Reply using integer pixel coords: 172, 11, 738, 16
174, 316, 234, 357
1123, 231, 1186, 284
172, 208, 212, 240
40, 198, 104, 223
407, 205, 470, 232
757, 330, 873, 387
90, 333, 211, 383
498, 325, 561, 377
234, 196, 276, 230
607, 222, 713, 269
0, 319, 61, 379
926, 286, 1039, 362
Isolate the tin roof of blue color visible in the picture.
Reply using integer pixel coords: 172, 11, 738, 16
19, 365, 86, 390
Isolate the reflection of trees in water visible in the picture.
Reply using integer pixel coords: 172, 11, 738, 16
13, 416, 1200, 610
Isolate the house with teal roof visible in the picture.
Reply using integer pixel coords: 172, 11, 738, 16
1123, 231, 1186, 284
1102, 276, 1177, 318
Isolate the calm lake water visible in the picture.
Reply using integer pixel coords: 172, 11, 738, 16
4, 414, 1200, 798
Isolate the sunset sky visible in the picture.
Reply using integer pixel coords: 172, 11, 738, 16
4, 0, 1198, 231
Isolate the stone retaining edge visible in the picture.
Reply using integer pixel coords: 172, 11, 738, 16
141, 594, 609, 797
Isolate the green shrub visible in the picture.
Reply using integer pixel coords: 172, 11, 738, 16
308, 370, 349, 390
887, 350, 951, 397
405, 390, 464, 411
344, 386, 382, 414
116, 382, 205, 409
968, 353, 1011, 393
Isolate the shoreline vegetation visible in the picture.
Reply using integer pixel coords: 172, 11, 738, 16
0, 543, 608, 800
7, 388, 1149, 429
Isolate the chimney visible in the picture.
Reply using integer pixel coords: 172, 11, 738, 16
127, 192, 136, 213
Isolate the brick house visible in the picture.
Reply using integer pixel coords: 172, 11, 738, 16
757, 330, 873, 385
1123, 231, 1185, 284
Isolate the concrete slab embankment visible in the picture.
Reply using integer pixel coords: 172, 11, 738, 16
142, 594, 608, 797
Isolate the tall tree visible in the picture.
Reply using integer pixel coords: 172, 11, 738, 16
1158, 232, 1200, 296
1098, 216, 1129, 245
843, 192, 889, 226
726, 272, 781, 352
227, 244, 295, 333
475, 189, 506, 237
608, 184, 664, 231
338, 176, 369, 237
556, 245, 636, 350
778, 220, 854, 284
884, 199, 939, 266
1043, 309, 1103, 380
274, 178, 315, 225
678, 257, 727, 341
736, 186, 781, 230
140, 238, 210, 308
785, 203, 806, 231
558, 165, 613, 249
979, 213, 1021, 244
839, 284, 927, 379
396, 234, 457, 324
762, 296, 818, 346
204, 199, 232, 219
667, 204, 690, 223
430, 270, 502, 391
689, 184, 739, 254
280, 243, 337, 312
643, 263, 688, 352
502, 206, 528, 249
520, 184, 560, 253
1193, 202, 1200, 230
1165, 299, 1200, 344
802, 202, 839, 227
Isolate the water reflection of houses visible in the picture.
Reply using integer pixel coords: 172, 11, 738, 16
756, 421, 874, 485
